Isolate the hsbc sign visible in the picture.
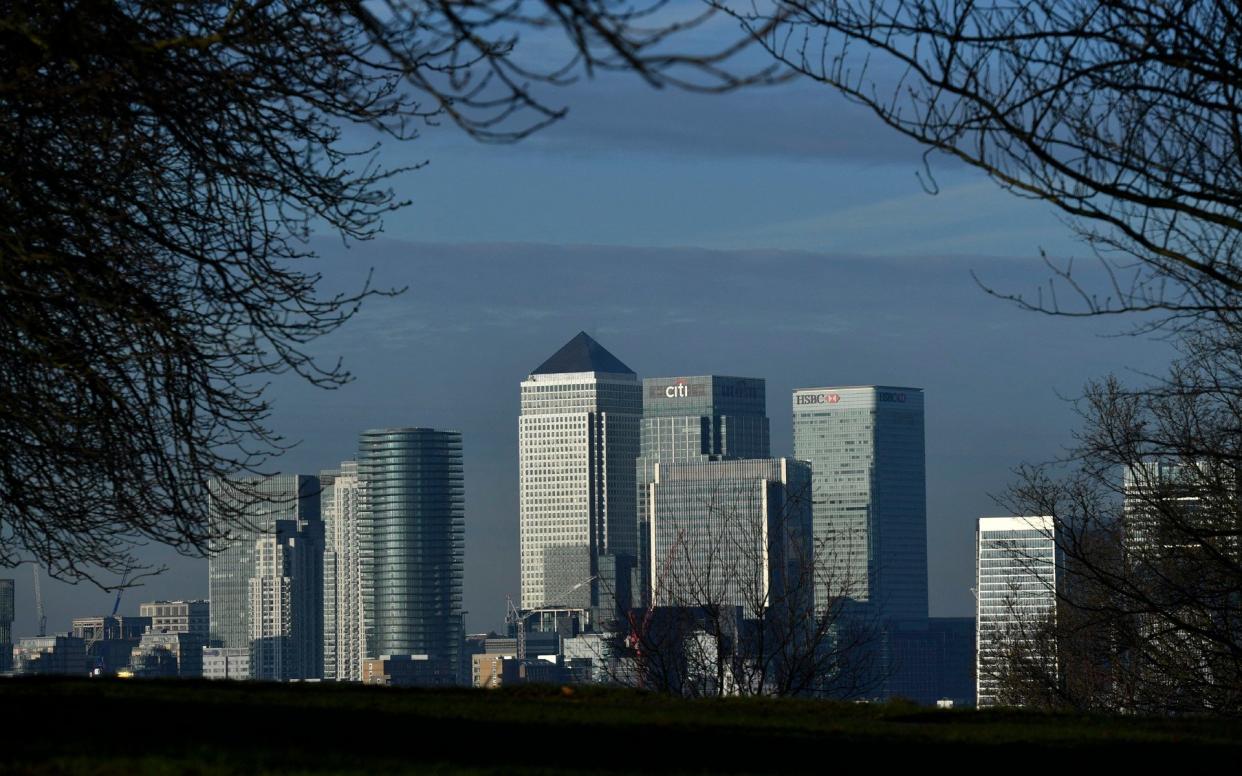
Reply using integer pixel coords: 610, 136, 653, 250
796, 392, 841, 406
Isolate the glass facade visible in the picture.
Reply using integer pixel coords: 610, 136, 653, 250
0, 578, 12, 673
650, 458, 812, 618
207, 474, 323, 679
358, 429, 463, 683
792, 386, 928, 624
519, 334, 641, 613
637, 375, 770, 607
975, 516, 1057, 707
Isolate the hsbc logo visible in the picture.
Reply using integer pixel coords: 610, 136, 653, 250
796, 393, 840, 406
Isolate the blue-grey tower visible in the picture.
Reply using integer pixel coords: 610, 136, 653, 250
791, 386, 927, 626
358, 428, 463, 685
637, 375, 770, 605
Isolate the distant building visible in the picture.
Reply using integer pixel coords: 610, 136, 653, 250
472, 653, 509, 688
519, 332, 641, 622
0, 579, 13, 673
791, 386, 928, 625
636, 375, 769, 608
321, 461, 366, 682
563, 633, 611, 684
976, 516, 1057, 708
249, 520, 320, 681
208, 474, 323, 681
71, 615, 150, 676
130, 631, 204, 678
13, 635, 86, 676
363, 654, 455, 687
359, 428, 464, 685
203, 647, 251, 680
888, 617, 976, 707
650, 458, 812, 618
138, 600, 209, 636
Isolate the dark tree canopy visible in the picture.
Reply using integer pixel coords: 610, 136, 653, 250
0, 1, 781, 585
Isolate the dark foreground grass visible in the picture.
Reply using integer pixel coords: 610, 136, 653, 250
1, 678, 1239, 774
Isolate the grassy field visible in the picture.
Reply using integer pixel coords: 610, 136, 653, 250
1, 678, 1239, 774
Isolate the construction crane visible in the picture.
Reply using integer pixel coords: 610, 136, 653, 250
110, 568, 131, 617
31, 565, 45, 637
505, 576, 597, 661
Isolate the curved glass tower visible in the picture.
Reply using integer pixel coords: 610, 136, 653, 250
358, 429, 463, 683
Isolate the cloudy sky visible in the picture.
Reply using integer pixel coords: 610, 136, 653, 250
23, 64, 1173, 635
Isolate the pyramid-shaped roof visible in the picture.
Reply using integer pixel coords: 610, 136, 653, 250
532, 332, 635, 375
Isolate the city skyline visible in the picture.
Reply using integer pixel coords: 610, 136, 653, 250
9, 301, 1170, 638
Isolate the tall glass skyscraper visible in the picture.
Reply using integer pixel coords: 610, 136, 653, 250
358, 429, 463, 684
0, 578, 13, 673
975, 516, 1057, 707
519, 332, 641, 615
650, 458, 811, 618
636, 375, 770, 605
207, 474, 323, 680
791, 386, 927, 624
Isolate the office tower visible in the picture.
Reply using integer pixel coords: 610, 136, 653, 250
207, 474, 323, 680
322, 461, 367, 681
139, 600, 209, 636
636, 376, 770, 605
358, 429, 463, 684
975, 516, 1057, 708
888, 617, 976, 707
519, 332, 641, 618
249, 519, 321, 680
792, 386, 928, 624
202, 647, 250, 680
649, 458, 812, 617
0, 578, 12, 673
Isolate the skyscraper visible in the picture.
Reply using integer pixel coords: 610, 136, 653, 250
637, 376, 770, 605
791, 386, 928, 624
0, 578, 13, 673
358, 428, 463, 684
519, 332, 641, 618
207, 474, 323, 680
322, 461, 367, 681
649, 458, 812, 617
975, 516, 1057, 708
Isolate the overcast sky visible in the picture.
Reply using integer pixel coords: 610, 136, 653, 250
21, 70, 1174, 636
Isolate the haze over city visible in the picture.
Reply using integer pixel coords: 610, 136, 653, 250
19, 78, 1173, 637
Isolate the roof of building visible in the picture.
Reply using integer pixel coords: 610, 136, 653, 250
532, 332, 634, 376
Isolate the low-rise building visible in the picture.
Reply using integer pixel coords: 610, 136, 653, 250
203, 647, 250, 680
13, 635, 87, 676
139, 600, 209, 636
363, 654, 455, 687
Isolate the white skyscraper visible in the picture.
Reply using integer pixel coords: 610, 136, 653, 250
791, 386, 927, 624
975, 516, 1057, 708
322, 461, 367, 682
519, 332, 641, 615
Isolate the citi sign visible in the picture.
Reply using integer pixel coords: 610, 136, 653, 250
796, 393, 840, 405
665, 380, 689, 398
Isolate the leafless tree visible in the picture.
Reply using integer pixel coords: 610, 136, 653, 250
0, 2, 784, 586
608, 475, 884, 699
720, 0, 1242, 332
695, 0, 1242, 714
1000, 365, 1242, 714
